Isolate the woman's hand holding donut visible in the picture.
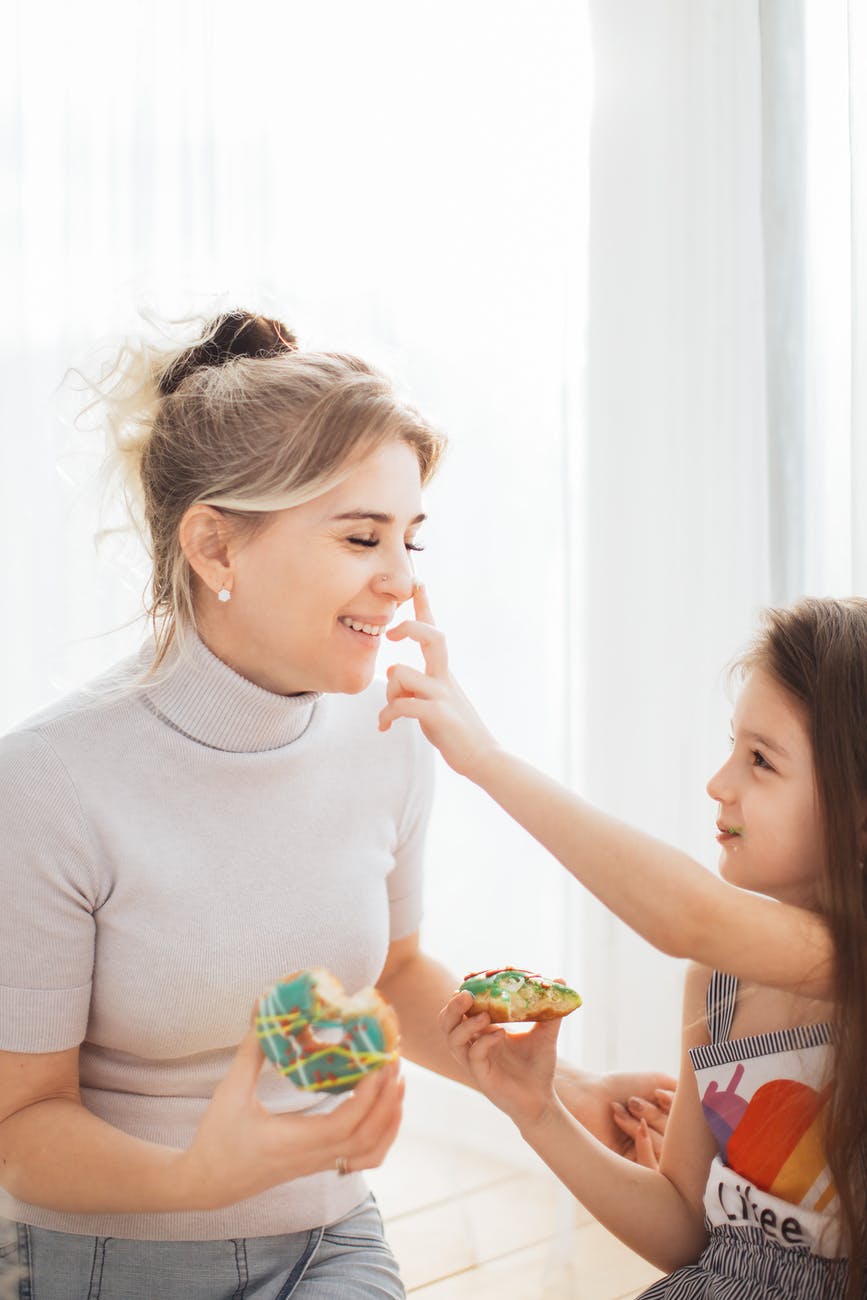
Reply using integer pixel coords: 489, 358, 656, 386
438, 991, 562, 1135
379, 586, 498, 780
177, 1027, 403, 1210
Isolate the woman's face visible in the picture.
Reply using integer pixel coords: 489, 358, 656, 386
202, 441, 425, 696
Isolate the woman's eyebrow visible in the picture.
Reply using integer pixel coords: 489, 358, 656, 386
331, 510, 427, 525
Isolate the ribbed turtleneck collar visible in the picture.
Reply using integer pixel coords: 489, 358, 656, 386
141, 630, 320, 753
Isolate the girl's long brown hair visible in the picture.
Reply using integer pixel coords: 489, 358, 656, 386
741, 598, 867, 1296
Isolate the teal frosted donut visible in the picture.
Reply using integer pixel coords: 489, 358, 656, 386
255, 968, 399, 1094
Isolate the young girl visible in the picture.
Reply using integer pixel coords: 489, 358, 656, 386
379, 592, 867, 1298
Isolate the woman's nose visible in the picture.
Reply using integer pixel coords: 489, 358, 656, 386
375, 552, 415, 603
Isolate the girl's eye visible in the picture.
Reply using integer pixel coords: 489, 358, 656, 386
752, 749, 773, 771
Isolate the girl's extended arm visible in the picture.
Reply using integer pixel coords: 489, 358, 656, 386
439, 964, 717, 1272
379, 590, 833, 999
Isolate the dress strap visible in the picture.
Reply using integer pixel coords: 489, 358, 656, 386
705, 970, 739, 1044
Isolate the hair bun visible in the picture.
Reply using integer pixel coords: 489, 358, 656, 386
158, 310, 298, 397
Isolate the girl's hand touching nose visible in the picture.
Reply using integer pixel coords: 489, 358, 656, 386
378, 585, 499, 780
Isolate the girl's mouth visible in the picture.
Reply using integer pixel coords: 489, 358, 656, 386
715, 825, 743, 844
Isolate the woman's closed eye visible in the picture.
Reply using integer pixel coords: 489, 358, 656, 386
347, 535, 425, 552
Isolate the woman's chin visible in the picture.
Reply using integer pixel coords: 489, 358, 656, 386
325, 664, 377, 696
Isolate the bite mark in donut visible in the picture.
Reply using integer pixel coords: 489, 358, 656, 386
255, 968, 399, 1094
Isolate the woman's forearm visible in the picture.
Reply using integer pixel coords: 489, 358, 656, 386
471, 749, 833, 997
0, 1098, 191, 1213
519, 1097, 706, 1273
379, 952, 477, 1087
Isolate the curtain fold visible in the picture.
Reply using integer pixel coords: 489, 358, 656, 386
759, 0, 807, 604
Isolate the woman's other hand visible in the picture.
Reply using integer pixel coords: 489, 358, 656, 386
438, 990, 561, 1134
610, 1087, 674, 1169
179, 1028, 404, 1210
555, 1063, 675, 1168
378, 586, 498, 780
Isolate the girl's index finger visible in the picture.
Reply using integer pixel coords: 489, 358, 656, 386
387, 620, 448, 678
386, 588, 448, 677
412, 582, 435, 625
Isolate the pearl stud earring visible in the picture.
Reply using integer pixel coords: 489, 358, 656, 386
217, 587, 232, 603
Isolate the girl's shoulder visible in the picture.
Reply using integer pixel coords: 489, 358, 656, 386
728, 980, 831, 1042
681, 965, 830, 1049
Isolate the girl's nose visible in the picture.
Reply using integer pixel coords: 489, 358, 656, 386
706, 757, 734, 804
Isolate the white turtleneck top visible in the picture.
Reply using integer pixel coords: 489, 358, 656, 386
0, 632, 433, 1240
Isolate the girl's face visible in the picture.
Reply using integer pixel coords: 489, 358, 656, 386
706, 669, 824, 906
202, 440, 424, 696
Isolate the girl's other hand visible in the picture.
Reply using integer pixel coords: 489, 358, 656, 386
438, 990, 561, 1134
378, 585, 498, 780
178, 1028, 404, 1210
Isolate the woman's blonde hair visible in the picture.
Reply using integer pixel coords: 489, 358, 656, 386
95, 310, 445, 668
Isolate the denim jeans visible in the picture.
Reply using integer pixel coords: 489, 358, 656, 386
0, 1194, 405, 1300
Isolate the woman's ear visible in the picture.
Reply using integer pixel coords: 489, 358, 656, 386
178, 505, 233, 598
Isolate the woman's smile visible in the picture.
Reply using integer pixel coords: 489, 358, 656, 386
337, 615, 391, 639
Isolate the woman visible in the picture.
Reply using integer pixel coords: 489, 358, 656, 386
0, 311, 670, 1298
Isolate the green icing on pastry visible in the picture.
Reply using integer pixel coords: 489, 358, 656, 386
459, 967, 582, 1021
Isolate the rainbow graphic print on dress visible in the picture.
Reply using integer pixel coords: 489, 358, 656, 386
689, 1022, 842, 1258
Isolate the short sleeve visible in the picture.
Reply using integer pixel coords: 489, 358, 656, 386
0, 729, 97, 1051
387, 725, 435, 941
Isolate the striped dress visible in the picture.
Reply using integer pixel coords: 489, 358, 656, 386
637, 971, 851, 1299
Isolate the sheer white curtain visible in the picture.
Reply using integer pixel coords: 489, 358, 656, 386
575, 0, 866, 1079
0, 0, 590, 1040
1, 0, 863, 1116
574, 0, 770, 1075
